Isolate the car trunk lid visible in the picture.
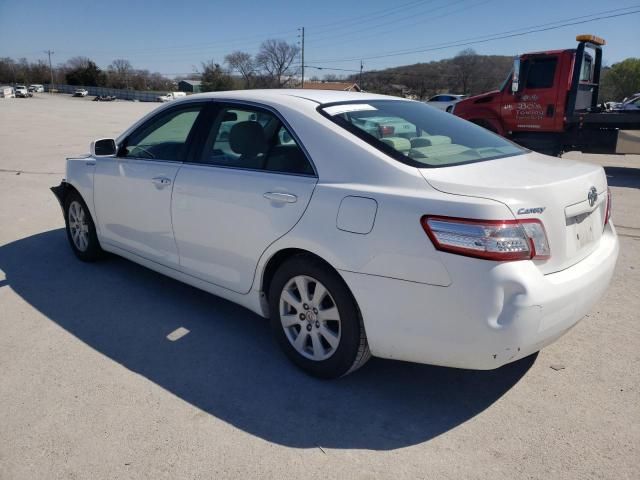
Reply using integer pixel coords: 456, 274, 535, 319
420, 152, 608, 274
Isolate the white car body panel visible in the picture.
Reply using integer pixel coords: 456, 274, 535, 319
58, 89, 619, 370
94, 158, 182, 267
422, 152, 608, 274
342, 223, 617, 368
172, 164, 317, 293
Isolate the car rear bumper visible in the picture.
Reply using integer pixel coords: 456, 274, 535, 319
341, 223, 619, 369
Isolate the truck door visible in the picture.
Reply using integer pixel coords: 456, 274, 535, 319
502, 55, 561, 133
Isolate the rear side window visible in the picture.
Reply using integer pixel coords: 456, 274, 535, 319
319, 100, 524, 168
525, 57, 558, 89
120, 105, 203, 161
579, 54, 593, 82
198, 106, 314, 175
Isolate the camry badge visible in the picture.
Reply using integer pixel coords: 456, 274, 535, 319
588, 186, 598, 207
517, 207, 546, 215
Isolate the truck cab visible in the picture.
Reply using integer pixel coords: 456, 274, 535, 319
453, 35, 640, 156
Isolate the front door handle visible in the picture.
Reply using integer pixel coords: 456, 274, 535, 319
152, 176, 172, 187
263, 192, 297, 203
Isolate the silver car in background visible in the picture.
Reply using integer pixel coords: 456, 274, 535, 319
426, 94, 467, 113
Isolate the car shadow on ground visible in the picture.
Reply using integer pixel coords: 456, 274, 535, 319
605, 166, 640, 189
0, 229, 535, 450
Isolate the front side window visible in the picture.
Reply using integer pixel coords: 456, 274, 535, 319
525, 57, 558, 89
120, 105, 203, 161
320, 100, 524, 167
199, 105, 314, 175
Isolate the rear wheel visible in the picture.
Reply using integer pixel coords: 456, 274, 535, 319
269, 255, 370, 378
64, 191, 104, 262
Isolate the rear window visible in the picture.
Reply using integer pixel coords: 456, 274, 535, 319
319, 100, 524, 167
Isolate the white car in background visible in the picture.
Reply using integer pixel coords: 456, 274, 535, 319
0, 86, 15, 98
426, 94, 467, 112
29, 84, 45, 93
15, 85, 31, 98
157, 91, 187, 102
73, 89, 89, 97
51, 90, 618, 378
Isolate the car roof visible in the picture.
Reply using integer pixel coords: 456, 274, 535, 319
186, 89, 404, 106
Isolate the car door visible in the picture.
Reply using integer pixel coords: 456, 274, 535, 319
171, 102, 318, 294
502, 55, 561, 132
93, 102, 206, 267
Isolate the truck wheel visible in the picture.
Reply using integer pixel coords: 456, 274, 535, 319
268, 255, 371, 379
64, 191, 104, 262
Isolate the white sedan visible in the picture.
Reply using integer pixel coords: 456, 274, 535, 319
51, 90, 619, 378
426, 94, 467, 112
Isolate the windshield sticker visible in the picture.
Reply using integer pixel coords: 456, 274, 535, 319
323, 104, 378, 116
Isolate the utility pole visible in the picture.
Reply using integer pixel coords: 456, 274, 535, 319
44, 50, 54, 93
299, 27, 305, 88
359, 60, 363, 89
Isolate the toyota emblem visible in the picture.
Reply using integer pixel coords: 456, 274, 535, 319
588, 186, 598, 207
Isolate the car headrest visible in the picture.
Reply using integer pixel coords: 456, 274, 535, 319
229, 121, 267, 156
410, 135, 452, 148
381, 136, 411, 152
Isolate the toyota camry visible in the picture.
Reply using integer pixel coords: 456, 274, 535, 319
51, 89, 619, 378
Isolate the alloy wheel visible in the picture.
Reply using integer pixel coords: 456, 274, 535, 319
68, 200, 89, 252
279, 275, 341, 361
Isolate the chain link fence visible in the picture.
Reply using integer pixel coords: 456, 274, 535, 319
45, 84, 170, 102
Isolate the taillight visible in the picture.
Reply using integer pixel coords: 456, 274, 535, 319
604, 187, 612, 226
421, 216, 550, 261
378, 125, 395, 137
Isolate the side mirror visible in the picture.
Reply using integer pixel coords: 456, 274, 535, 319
511, 57, 521, 95
91, 138, 117, 156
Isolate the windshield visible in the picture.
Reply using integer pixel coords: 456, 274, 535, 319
319, 100, 525, 167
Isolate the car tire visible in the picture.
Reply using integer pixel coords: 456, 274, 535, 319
268, 255, 371, 379
63, 191, 104, 262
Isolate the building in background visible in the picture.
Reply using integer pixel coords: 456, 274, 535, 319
178, 80, 202, 93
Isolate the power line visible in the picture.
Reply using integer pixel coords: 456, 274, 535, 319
306, 0, 491, 51
309, 6, 640, 64
306, 0, 469, 44
305, 0, 438, 36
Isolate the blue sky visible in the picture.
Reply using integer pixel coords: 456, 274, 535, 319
1, 0, 638, 77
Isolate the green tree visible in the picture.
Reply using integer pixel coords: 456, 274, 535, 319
200, 61, 233, 92
599, 58, 640, 102
65, 57, 105, 86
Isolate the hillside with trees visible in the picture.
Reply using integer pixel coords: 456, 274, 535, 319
350, 49, 513, 99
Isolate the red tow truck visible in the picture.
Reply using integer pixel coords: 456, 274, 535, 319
452, 35, 640, 156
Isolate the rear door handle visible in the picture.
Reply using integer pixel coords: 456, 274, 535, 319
152, 176, 172, 187
263, 192, 297, 203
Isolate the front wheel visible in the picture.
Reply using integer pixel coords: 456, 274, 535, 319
64, 191, 104, 262
269, 255, 371, 378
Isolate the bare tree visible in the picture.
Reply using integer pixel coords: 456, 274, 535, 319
255, 39, 300, 88
66, 56, 93, 70
453, 48, 480, 94
225, 51, 254, 88
107, 59, 134, 89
